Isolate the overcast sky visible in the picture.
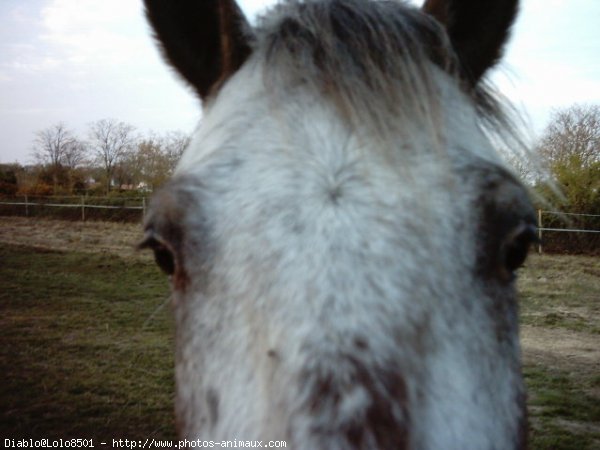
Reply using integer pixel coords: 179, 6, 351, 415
1, 0, 599, 164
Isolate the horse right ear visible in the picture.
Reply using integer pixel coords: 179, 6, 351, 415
422, 0, 518, 84
144, 0, 253, 100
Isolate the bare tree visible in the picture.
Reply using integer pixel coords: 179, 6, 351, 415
33, 123, 77, 193
123, 131, 190, 191
88, 119, 136, 194
536, 104, 600, 213
538, 104, 600, 169
33, 123, 73, 166
62, 139, 88, 170
61, 139, 88, 193
112, 148, 140, 189
135, 137, 170, 190
162, 131, 190, 173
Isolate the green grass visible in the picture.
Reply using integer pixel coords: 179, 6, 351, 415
525, 365, 600, 449
518, 253, 600, 449
1, 243, 598, 447
0, 244, 174, 439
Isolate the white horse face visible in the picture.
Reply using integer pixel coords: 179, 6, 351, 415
142, 1, 535, 448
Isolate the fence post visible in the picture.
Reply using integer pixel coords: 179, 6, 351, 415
25, 195, 29, 217
81, 196, 85, 222
537, 209, 543, 254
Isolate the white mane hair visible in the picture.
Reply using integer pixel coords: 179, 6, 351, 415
142, 1, 535, 448
255, 0, 501, 134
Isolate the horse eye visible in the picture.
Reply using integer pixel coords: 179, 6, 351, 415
140, 236, 176, 276
502, 223, 538, 273
153, 245, 176, 276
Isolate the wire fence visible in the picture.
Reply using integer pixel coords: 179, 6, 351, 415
537, 210, 600, 255
0, 195, 146, 223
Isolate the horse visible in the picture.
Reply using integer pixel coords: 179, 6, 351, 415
141, 0, 537, 448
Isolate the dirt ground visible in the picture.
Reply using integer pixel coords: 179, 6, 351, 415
0, 216, 150, 261
2, 216, 597, 372
521, 325, 599, 384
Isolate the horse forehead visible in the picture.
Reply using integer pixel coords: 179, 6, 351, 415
178, 65, 498, 181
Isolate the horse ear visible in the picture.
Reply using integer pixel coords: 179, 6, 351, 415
422, 0, 518, 83
144, 0, 253, 100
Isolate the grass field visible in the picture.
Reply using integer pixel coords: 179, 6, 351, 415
0, 243, 175, 440
0, 217, 599, 448
517, 254, 600, 449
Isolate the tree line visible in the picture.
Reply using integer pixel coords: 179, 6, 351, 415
534, 104, 599, 217
503, 104, 599, 253
0, 105, 598, 218
0, 118, 190, 196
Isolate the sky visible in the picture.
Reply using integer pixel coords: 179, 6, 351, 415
0, 0, 599, 164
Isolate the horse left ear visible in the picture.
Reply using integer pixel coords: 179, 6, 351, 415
422, 0, 518, 83
144, 0, 252, 100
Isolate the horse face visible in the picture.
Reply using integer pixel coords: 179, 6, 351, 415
142, 1, 534, 448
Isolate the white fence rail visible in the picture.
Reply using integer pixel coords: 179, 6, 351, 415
537, 210, 600, 254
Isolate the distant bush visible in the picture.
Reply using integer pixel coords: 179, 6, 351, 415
0, 182, 18, 196
0, 167, 18, 195
21, 183, 54, 196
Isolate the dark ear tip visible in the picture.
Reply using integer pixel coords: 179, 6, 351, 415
143, 0, 252, 100
423, 0, 519, 83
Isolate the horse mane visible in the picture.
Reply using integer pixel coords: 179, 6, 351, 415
253, 0, 527, 163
